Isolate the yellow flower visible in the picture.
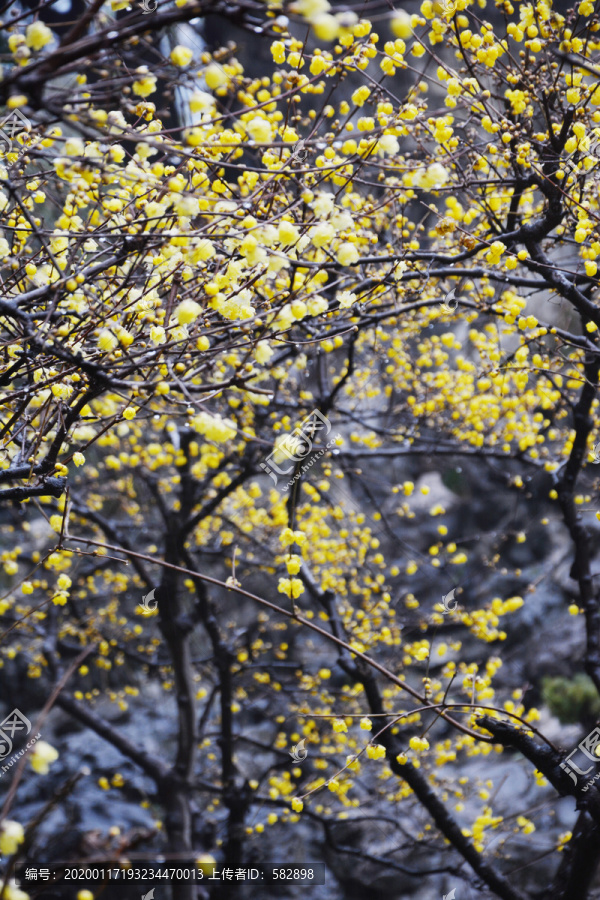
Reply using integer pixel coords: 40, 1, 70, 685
280, 528, 307, 547
98, 330, 118, 352
6, 883, 30, 900
21, 581, 33, 594
291, 797, 303, 812
360, 717, 372, 730
313, 14, 339, 40
176, 299, 202, 325
255, 341, 273, 364
517, 815, 535, 834
285, 555, 302, 575
346, 754, 361, 772
351, 86, 371, 107
375, 134, 399, 156
204, 63, 229, 90
450, 552, 468, 564
64, 137, 84, 156
278, 220, 300, 246
246, 117, 272, 143
486, 240, 506, 264
336, 242, 360, 266
133, 71, 157, 97
174, 196, 199, 217
271, 40, 286, 63
190, 91, 216, 113
73, 452, 85, 467
196, 854, 217, 875
557, 831, 572, 850
122, 406, 137, 420
291, 300, 307, 320
390, 10, 412, 38
193, 412, 236, 442
409, 736, 429, 752
366, 743, 386, 760
278, 577, 305, 600
333, 718, 347, 733
338, 291, 357, 309
6, 95, 27, 110
294, 0, 330, 16
26, 21, 53, 50
307, 297, 328, 316
170, 45, 193, 67
504, 596, 523, 613
51, 383, 73, 400
311, 223, 335, 247
415, 163, 449, 189
0, 820, 24, 855
30, 741, 59, 774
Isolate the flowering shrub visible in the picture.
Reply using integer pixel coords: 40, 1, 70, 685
1, 0, 600, 896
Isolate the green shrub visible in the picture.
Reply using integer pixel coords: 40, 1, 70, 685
541, 675, 600, 725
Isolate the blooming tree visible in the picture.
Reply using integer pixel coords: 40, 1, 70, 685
2, 0, 600, 897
